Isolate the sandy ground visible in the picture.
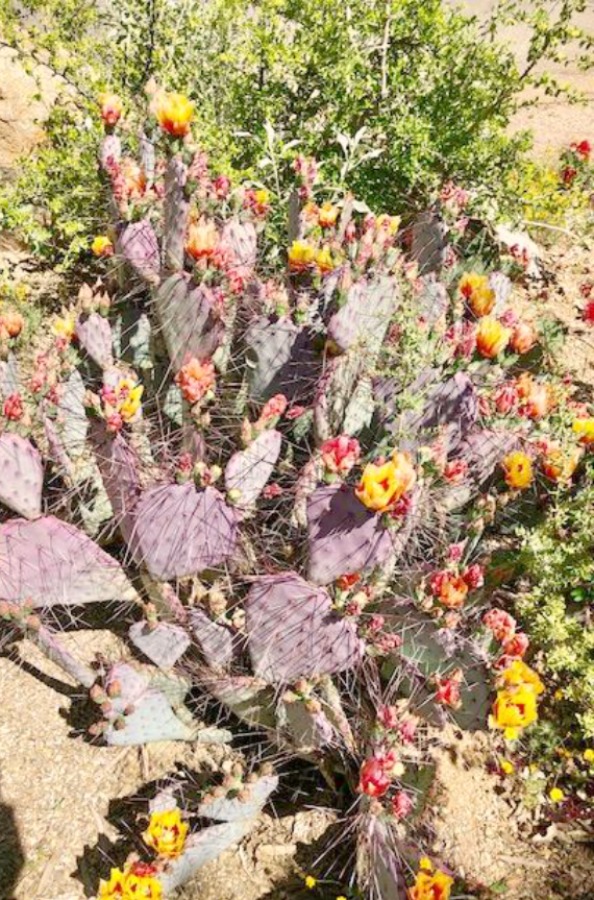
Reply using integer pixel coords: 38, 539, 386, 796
0, 7, 593, 900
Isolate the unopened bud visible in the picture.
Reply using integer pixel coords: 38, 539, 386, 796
113, 717, 127, 731
90, 684, 107, 704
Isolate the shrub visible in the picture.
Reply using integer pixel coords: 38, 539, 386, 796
1, 0, 592, 266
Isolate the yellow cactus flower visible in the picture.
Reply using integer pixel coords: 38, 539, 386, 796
92, 235, 114, 258
304, 875, 317, 889
459, 272, 495, 317
407, 857, 453, 900
143, 808, 188, 859
98, 867, 127, 899
314, 246, 336, 274
154, 91, 194, 137
583, 749, 594, 763
318, 202, 339, 228
52, 315, 76, 340
541, 446, 582, 483
186, 219, 219, 261
356, 451, 416, 514
498, 660, 544, 695
490, 684, 539, 740
376, 213, 401, 235
288, 240, 316, 272
476, 316, 511, 359
573, 417, 594, 446
549, 787, 565, 803
115, 378, 144, 422
501, 451, 533, 490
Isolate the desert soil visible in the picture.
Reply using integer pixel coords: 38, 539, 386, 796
0, 13, 593, 900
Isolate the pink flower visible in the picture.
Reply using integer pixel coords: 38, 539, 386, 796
502, 632, 529, 659
443, 459, 468, 483
358, 758, 391, 797
446, 321, 477, 359
398, 717, 417, 744
462, 563, 484, 590
3, 393, 24, 421
213, 175, 231, 199
483, 609, 516, 642
377, 705, 399, 730
367, 614, 385, 632
285, 405, 306, 420
494, 382, 519, 415
258, 393, 288, 427
262, 482, 283, 499
582, 300, 594, 325
391, 791, 414, 820
499, 309, 519, 328
175, 358, 216, 405
106, 411, 123, 434
320, 435, 361, 475
447, 542, 466, 563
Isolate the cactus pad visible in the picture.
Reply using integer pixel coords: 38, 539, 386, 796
224, 429, 282, 510
153, 273, 224, 372
128, 620, 191, 669
0, 433, 43, 519
245, 572, 363, 681
75, 313, 114, 368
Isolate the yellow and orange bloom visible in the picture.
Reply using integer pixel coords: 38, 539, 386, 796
185, 219, 219, 261
407, 857, 453, 900
541, 446, 582, 483
120, 158, 147, 200
476, 316, 511, 359
288, 240, 316, 273
92, 235, 114, 258
490, 683, 539, 740
501, 451, 533, 490
52, 314, 77, 340
429, 571, 469, 610
573, 417, 594, 446
516, 374, 552, 419
154, 91, 194, 138
459, 272, 495, 317
143, 808, 188, 859
314, 246, 336, 275
510, 321, 537, 355
549, 787, 565, 803
175, 357, 216, 405
498, 659, 544, 695
99, 92, 123, 127
318, 202, 339, 228
98, 864, 162, 900
356, 451, 416, 514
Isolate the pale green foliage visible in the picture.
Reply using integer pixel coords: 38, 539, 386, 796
0, 0, 592, 265
517, 468, 594, 739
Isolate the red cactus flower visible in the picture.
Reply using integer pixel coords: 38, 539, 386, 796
494, 382, 519, 415
175, 358, 216, 405
502, 631, 529, 659
443, 459, 468, 483
3, 393, 24, 421
435, 669, 463, 709
213, 175, 231, 199
358, 758, 391, 797
582, 300, 594, 325
462, 563, 484, 590
562, 166, 577, 186
258, 393, 288, 426
570, 139, 591, 160
320, 434, 361, 475
429, 570, 468, 609
262, 482, 283, 499
336, 572, 361, 591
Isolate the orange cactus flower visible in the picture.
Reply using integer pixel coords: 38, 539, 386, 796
356, 451, 416, 514
288, 240, 316, 272
518, 376, 551, 419
541, 446, 582, 483
318, 202, 339, 228
186, 219, 219, 261
510, 321, 537, 354
501, 451, 533, 489
120, 158, 147, 200
99, 92, 123, 127
143, 808, 188, 859
476, 316, 511, 358
407, 858, 453, 900
459, 272, 495, 317
154, 91, 194, 137
92, 235, 114, 258
175, 357, 216, 405
573, 417, 594, 446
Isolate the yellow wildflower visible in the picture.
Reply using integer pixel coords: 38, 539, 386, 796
500, 759, 515, 775
305, 875, 317, 889
549, 787, 565, 803
583, 749, 594, 763
92, 235, 114, 258
407, 857, 453, 900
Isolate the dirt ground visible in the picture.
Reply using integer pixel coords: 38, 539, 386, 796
0, 13, 593, 900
